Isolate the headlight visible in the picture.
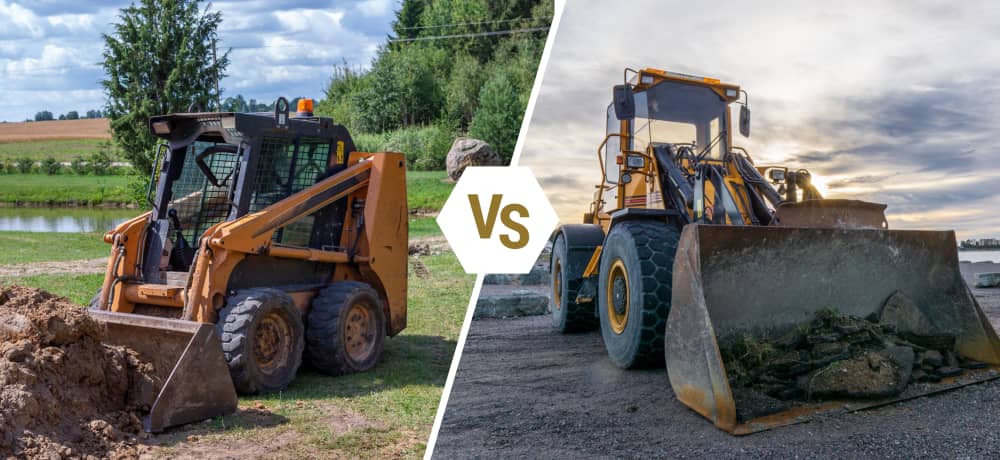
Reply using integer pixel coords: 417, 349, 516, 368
152, 121, 171, 135
626, 155, 645, 169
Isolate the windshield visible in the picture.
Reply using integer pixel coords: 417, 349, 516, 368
631, 80, 728, 159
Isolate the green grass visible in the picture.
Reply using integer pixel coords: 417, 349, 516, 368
0, 174, 131, 205
0, 231, 109, 265
0, 139, 112, 162
409, 217, 441, 238
0, 233, 473, 458
0, 273, 103, 304
407, 171, 452, 212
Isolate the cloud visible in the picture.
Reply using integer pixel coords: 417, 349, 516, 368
0, 0, 397, 121
520, 0, 1000, 239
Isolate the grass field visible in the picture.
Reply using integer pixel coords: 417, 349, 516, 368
407, 171, 453, 212
0, 231, 107, 265
0, 138, 113, 162
0, 174, 132, 205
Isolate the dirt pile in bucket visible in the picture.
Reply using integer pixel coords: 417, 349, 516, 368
721, 292, 990, 422
0, 286, 161, 459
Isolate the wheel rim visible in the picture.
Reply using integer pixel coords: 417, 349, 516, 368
345, 302, 377, 361
254, 310, 294, 375
552, 259, 563, 310
607, 259, 629, 334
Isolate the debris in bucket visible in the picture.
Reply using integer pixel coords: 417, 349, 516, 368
720, 291, 988, 422
0, 286, 161, 458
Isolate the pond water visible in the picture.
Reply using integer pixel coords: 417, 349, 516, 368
0, 207, 138, 233
959, 250, 1000, 263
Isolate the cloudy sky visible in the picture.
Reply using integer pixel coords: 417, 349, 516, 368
520, 0, 1000, 240
0, 0, 395, 122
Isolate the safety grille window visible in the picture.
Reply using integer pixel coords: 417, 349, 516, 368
250, 137, 333, 247
167, 141, 238, 244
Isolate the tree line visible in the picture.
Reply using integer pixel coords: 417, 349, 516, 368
317, 0, 552, 167
30, 109, 105, 122
100, 0, 552, 175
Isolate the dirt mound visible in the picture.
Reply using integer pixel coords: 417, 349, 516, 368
0, 286, 160, 459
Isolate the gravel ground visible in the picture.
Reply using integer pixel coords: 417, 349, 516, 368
434, 287, 1000, 459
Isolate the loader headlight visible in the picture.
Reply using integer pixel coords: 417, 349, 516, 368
621, 173, 632, 184
152, 121, 171, 135
626, 155, 645, 169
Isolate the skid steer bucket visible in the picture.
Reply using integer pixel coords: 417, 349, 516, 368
89, 310, 238, 432
666, 224, 1000, 435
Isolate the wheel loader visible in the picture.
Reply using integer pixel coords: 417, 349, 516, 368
88, 97, 408, 432
550, 68, 1000, 434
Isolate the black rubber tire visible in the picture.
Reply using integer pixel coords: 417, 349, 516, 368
306, 281, 387, 376
598, 220, 678, 368
550, 233, 598, 332
217, 288, 304, 395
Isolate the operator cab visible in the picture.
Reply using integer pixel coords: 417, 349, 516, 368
143, 97, 356, 284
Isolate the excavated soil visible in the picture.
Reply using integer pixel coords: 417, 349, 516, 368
0, 286, 161, 459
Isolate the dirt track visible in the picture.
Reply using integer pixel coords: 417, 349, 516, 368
434, 290, 1000, 459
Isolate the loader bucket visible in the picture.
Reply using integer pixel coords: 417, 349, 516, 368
666, 224, 1000, 435
88, 310, 238, 432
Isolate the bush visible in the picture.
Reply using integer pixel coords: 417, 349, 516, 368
353, 131, 389, 154
469, 72, 525, 163
16, 157, 34, 174
41, 157, 61, 175
90, 141, 115, 176
125, 169, 152, 207
380, 124, 455, 171
71, 156, 90, 175
90, 153, 113, 176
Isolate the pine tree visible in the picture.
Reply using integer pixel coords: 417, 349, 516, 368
390, 0, 425, 47
101, 0, 229, 174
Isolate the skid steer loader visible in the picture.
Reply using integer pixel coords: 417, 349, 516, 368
88, 97, 408, 432
550, 68, 1000, 434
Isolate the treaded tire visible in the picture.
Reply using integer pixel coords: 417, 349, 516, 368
306, 281, 387, 376
217, 288, 304, 395
598, 220, 678, 368
550, 234, 598, 332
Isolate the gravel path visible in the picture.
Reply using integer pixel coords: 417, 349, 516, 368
434, 289, 1000, 459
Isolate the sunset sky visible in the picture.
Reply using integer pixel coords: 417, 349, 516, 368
519, 0, 1000, 240
0, 0, 395, 121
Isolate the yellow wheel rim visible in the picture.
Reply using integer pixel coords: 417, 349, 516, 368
345, 303, 377, 361
254, 311, 293, 375
606, 259, 629, 334
552, 259, 563, 310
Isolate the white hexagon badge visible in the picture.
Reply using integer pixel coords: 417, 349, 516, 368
437, 166, 559, 274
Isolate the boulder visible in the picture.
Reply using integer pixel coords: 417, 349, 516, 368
975, 272, 1000, 288
483, 266, 550, 286
446, 138, 502, 180
474, 290, 548, 318
799, 349, 911, 399
880, 291, 941, 344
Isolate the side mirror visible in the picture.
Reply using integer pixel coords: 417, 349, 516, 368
613, 84, 635, 120
739, 104, 751, 138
